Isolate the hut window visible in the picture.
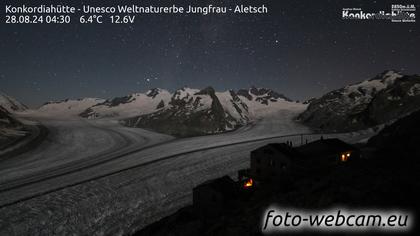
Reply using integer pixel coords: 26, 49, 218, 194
340, 152, 350, 162
243, 178, 253, 188
256, 157, 261, 164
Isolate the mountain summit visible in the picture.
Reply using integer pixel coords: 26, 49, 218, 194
80, 88, 172, 119
298, 70, 420, 132
119, 86, 298, 137
122, 87, 247, 137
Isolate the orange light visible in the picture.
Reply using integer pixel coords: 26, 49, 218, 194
340, 153, 350, 162
244, 178, 253, 188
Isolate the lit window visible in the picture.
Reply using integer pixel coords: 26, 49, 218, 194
243, 178, 253, 188
340, 152, 350, 162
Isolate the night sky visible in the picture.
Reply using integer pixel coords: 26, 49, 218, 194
1, 0, 419, 107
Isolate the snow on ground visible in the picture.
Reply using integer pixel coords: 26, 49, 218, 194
37, 98, 105, 116
0, 128, 26, 138
0, 110, 174, 183
0, 132, 375, 236
342, 70, 403, 97
215, 91, 247, 120
0, 106, 378, 235
244, 98, 306, 120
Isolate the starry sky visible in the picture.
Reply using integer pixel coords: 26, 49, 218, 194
1, 0, 419, 107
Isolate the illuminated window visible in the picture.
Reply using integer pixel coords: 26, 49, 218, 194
340, 152, 350, 162
243, 178, 253, 188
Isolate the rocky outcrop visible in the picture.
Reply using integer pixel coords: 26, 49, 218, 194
298, 70, 420, 132
0, 93, 27, 112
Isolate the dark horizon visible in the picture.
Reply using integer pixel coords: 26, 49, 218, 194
1, 0, 419, 107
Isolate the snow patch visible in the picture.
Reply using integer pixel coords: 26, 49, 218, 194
37, 98, 105, 117
82, 90, 172, 119
408, 84, 420, 96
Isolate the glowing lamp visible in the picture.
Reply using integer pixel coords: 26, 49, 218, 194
243, 178, 253, 188
340, 152, 350, 162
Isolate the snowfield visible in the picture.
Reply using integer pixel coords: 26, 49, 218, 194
80, 89, 173, 119
38, 98, 106, 116
0, 105, 378, 235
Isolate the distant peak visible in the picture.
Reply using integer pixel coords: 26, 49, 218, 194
195, 86, 216, 95
179, 86, 191, 91
146, 88, 161, 98
249, 87, 270, 96
381, 69, 403, 77
173, 87, 200, 94
365, 70, 404, 86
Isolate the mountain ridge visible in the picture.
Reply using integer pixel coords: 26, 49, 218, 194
119, 86, 298, 137
298, 70, 420, 132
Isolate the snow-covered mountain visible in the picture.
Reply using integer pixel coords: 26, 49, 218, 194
120, 86, 301, 137
0, 92, 27, 113
237, 87, 292, 104
31, 86, 299, 137
298, 70, 420, 132
79, 88, 172, 119
215, 89, 249, 123
38, 98, 105, 116
236, 87, 302, 118
79, 86, 299, 119
122, 87, 248, 137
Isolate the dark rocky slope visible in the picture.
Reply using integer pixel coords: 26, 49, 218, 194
298, 70, 420, 132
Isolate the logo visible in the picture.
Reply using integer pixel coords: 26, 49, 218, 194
342, 4, 416, 23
